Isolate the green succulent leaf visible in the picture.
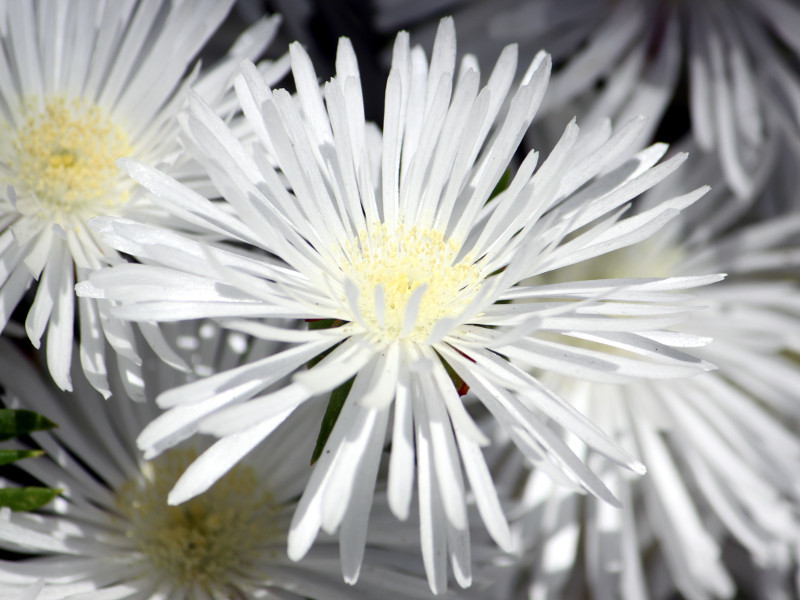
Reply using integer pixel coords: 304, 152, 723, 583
489, 168, 512, 200
0, 409, 57, 442
311, 377, 354, 465
0, 448, 45, 466
0, 486, 61, 512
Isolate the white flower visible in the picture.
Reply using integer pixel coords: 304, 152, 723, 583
0, 0, 287, 398
79, 18, 720, 592
511, 170, 800, 600
375, 0, 800, 199
0, 330, 440, 600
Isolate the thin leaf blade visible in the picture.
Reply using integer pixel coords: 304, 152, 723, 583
0, 410, 57, 442
0, 487, 61, 512
0, 449, 45, 466
310, 377, 354, 464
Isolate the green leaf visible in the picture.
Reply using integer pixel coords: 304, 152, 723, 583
489, 168, 512, 200
307, 318, 344, 331
0, 409, 57, 442
0, 449, 44, 466
0, 486, 61, 511
311, 377, 354, 465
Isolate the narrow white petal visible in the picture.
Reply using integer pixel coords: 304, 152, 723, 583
388, 361, 415, 520
168, 415, 296, 505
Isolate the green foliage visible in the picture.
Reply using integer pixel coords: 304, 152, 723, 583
490, 168, 512, 200
311, 377, 354, 465
0, 448, 44, 466
0, 486, 61, 512
0, 409, 56, 442
306, 319, 354, 464
0, 408, 60, 511
307, 319, 344, 331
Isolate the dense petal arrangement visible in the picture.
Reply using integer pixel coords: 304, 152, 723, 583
0, 331, 439, 600
375, 0, 800, 199
80, 18, 721, 592
510, 169, 800, 599
0, 0, 286, 398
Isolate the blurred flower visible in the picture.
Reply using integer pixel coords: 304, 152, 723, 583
79, 17, 720, 593
0, 0, 287, 398
374, 0, 800, 199
509, 149, 800, 600
0, 328, 440, 600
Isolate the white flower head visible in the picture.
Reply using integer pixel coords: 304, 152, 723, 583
509, 168, 800, 600
0, 0, 287, 398
380, 0, 800, 199
0, 330, 440, 600
81, 17, 721, 593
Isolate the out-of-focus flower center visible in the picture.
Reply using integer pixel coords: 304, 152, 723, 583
115, 448, 280, 589
348, 223, 482, 342
7, 96, 132, 222
544, 236, 684, 283
535, 237, 686, 354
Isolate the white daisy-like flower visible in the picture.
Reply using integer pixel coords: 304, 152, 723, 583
79, 18, 721, 592
510, 164, 800, 600
0, 331, 442, 600
0, 0, 288, 398
375, 0, 800, 198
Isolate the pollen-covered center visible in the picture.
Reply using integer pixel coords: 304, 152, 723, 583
348, 224, 482, 342
115, 448, 280, 590
7, 96, 132, 220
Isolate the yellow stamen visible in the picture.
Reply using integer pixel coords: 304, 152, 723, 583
115, 447, 280, 589
7, 96, 132, 220
348, 223, 482, 342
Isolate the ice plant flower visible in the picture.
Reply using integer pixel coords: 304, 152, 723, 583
0, 332, 440, 600
0, 0, 287, 398
374, 0, 800, 198
79, 18, 720, 592
509, 169, 800, 600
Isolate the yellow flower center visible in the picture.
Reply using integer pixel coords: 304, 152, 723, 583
7, 96, 132, 221
115, 448, 280, 590
348, 224, 482, 342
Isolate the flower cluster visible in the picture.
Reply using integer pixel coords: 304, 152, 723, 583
1, 2, 799, 599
